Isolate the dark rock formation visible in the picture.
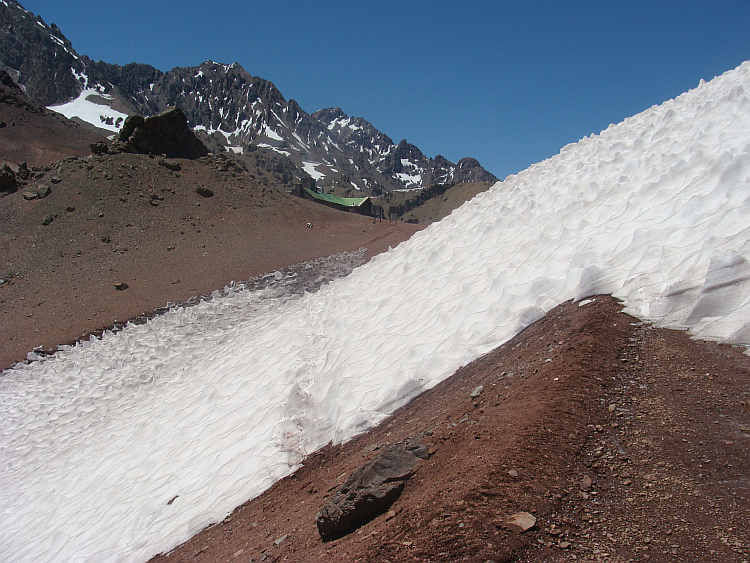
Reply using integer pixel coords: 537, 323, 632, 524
0, 69, 38, 113
0, 163, 17, 194
0, 1, 81, 105
115, 107, 208, 159
1, 1, 162, 107
454, 157, 499, 183
315, 440, 429, 540
89, 140, 109, 155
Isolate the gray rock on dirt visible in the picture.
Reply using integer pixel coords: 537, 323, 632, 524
315, 440, 429, 540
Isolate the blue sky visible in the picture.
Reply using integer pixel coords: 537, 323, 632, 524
20, 0, 750, 180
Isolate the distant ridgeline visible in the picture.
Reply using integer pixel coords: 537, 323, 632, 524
0, 0, 496, 207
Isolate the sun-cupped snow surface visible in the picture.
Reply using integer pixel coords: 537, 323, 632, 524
48, 88, 129, 133
3, 61, 750, 561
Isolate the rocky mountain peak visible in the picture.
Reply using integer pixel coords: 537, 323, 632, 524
2, 0, 498, 203
312, 107, 348, 123
455, 157, 498, 183
0, 0, 84, 105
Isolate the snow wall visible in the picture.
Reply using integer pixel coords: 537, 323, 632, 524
2, 61, 750, 561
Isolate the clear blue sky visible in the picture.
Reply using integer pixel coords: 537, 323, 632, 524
20, 0, 750, 180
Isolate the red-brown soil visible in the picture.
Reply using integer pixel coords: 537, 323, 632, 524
0, 151, 421, 369
0, 78, 103, 168
151, 297, 750, 563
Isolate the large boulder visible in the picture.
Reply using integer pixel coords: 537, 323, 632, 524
0, 163, 17, 194
315, 440, 429, 541
115, 107, 208, 159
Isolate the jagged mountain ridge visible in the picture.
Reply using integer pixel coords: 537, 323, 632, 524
0, 0, 497, 196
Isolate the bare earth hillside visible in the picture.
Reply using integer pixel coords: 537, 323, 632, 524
151, 296, 750, 563
0, 151, 420, 369
0, 71, 103, 167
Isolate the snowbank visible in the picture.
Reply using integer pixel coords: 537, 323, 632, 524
2, 61, 750, 561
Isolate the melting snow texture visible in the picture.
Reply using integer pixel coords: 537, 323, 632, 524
3, 61, 750, 561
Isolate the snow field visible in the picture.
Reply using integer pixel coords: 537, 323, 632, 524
48, 88, 129, 133
2, 61, 750, 561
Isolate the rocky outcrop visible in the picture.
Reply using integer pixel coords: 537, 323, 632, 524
0, 1, 82, 105
115, 107, 208, 159
0, 1, 162, 107
0, 163, 17, 194
454, 157, 499, 183
315, 440, 429, 540
0, 69, 37, 113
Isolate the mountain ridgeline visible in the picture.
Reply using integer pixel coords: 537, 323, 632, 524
0, 0, 497, 199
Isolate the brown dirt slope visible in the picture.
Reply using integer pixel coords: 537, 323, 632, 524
151, 296, 750, 563
0, 151, 421, 369
0, 74, 103, 168
386, 181, 495, 225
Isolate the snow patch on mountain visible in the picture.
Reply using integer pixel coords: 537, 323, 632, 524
302, 161, 326, 181
48, 88, 128, 133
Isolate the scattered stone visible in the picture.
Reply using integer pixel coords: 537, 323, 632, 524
90, 140, 109, 155
41, 214, 54, 226
16, 161, 29, 181
101, 235, 111, 243
470, 385, 484, 398
114, 282, 129, 291
495, 512, 536, 532
316, 440, 429, 540
21, 184, 50, 199
66, 206, 75, 212
49, 175, 61, 184
508, 469, 519, 478
158, 158, 181, 172
273, 534, 288, 546
196, 187, 214, 198
580, 475, 593, 491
